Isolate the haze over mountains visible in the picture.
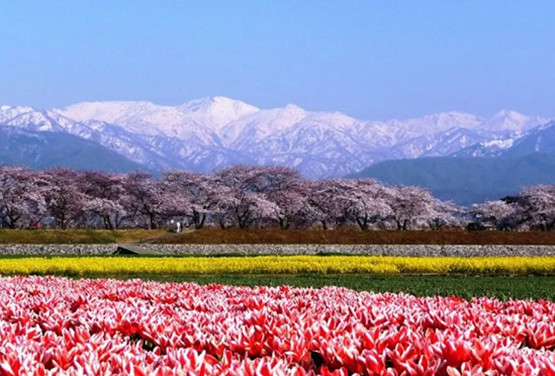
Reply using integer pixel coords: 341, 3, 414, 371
1, 97, 553, 175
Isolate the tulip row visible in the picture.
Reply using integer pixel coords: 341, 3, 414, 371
0, 276, 554, 375
1, 255, 555, 276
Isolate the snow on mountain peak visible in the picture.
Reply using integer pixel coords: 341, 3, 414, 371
381, 111, 484, 143
57, 100, 193, 137
426, 111, 483, 127
58, 100, 156, 124
180, 96, 257, 111
57, 97, 260, 139
283, 103, 304, 111
482, 109, 547, 132
494, 109, 526, 118
218, 102, 313, 145
0, 105, 35, 115
3, 97, 554, 178
178, 96, 259, 129
0, 105, 40, 124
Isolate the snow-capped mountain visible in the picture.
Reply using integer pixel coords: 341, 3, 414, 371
504, 121, 555, 156
386, 127, 496, 160
0, 98, 552, 177
60, 97, 258, 140
454, 121, 555, 158
481, 110, 547, 133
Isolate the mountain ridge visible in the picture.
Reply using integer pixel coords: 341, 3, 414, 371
350, 153, 555, 205
0, 98, 552, 178
0, 125, 144, 172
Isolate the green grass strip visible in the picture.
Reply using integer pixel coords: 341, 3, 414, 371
74, 274, 555, 302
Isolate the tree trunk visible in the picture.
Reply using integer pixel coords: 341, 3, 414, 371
103, 215, 114, 230
197, 214, 206, 229
193, 211, 206, 229
356, 217, 369, 231
148, 213, 157, 230
60, 212, 67, 230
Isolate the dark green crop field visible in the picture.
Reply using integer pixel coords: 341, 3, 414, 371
88, 274, 555, 301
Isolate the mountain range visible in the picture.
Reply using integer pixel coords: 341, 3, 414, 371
0, 97, 553, 182
351, 120, 555, 204
351, 153, 555, 205
0, 125, 143, 173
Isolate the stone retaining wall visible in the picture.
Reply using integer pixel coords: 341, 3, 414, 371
0, 244, 554, 256
0, 244, 115, 255
140, 244, 555, 256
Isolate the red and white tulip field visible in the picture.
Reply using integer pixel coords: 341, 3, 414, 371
0, 277, 554, 376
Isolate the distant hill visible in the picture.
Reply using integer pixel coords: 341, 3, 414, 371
0, 126, 146, 173
350, 153, 555, 205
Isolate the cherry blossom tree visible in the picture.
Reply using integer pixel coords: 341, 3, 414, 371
426, 200, 458, 231
247, 167, 308, 230
40, 168, 87, 229
306, 179, 353, 230
470, 200, 517, 231
121, 172, 165, 229
344, 179, 394, 231
213, 166, 277, 229
268, 183, 309, 230
507, 185, 555, 231
389, 186, 448, 230
0, 167, 46, 228
160, 171, 216, 229
78, 171, 127, 229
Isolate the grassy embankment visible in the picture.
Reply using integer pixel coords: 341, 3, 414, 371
155, 228, 555, 245
0, 228, 554, 244
0, 229, 166, 244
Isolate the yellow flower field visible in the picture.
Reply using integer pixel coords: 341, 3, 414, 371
0, 255, 554, 276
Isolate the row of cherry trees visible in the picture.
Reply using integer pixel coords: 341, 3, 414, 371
470, 185, 555, 232
0, 165, 553, 231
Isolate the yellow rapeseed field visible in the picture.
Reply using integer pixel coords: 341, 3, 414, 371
0, 256, 554, 276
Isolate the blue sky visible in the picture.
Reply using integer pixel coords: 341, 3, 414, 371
0, 1, 554, 119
